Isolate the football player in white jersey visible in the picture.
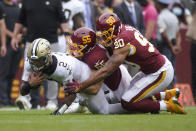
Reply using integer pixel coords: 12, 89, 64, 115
58, 0, 85, 53
21, 38, 128, 114
16, 0, 86, 111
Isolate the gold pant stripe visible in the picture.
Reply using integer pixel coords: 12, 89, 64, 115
133, 71, 166, 103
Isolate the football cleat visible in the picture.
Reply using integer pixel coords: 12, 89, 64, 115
15, 95, 32, 110
165, 97, 187, 114
165, 88, 180, 100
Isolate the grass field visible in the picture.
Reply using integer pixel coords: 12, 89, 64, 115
0, 107, 196, 131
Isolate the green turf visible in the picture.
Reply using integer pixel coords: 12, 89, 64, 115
0, 107, 196, 131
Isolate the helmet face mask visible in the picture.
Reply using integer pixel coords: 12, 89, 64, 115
28, 38, 52, 72
67, 38, 85, 58
67, 27, 96, 58
96, 12, 121, 47
96, 26, 116, 47
29, 55, 49, 71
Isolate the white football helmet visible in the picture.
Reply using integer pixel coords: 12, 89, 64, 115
27, 38, 52, 72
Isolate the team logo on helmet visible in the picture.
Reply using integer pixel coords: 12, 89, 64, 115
67, 27, 96, 58
27, 38, 52, 72
96, 12, 121, 47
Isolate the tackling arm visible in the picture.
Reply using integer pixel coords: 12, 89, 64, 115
79, 46, 130, 90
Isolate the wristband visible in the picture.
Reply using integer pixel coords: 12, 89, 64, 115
20, 82, 33, 96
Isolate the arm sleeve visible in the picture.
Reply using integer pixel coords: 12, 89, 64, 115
56, 0, 67, 23
22, 58, 32, 81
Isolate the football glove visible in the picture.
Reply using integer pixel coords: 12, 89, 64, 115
64, 80, 82, 94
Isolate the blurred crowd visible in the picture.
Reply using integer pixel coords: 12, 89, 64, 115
0, 0, 196, 109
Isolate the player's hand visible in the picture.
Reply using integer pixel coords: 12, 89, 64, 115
29, 72, 45, 87
11, 37, 19, 51
16, 33, 22, 43
0, 45, 7, 57
64, 80, 82, 94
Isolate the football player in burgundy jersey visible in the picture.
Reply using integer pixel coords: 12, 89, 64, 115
67, 27, 131, 104
65, 13, 186, 114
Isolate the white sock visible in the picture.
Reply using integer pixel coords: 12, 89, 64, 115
159, 101, 167, 111
160, 92, 166, 100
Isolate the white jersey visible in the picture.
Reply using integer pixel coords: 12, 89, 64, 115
22, 52, 128, 114
62, 0, 85, 29
22, 52, 91, 86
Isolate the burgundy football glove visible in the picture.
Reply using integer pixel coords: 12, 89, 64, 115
64, 80, 82, 94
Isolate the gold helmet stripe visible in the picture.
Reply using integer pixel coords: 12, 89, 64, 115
32, 38, 42, 57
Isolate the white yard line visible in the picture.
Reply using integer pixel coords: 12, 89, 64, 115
0, 107, 19, 111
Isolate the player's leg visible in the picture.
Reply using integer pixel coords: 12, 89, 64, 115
0, 46, 12, 106
121, 58, 186, 114
104, 65, 132, 104
45, 80, 58, 110
15, 42, 32, 110
83, 85, 128, 114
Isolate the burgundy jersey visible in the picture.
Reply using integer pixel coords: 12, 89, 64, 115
111, 25, 165, 74
82, 45, 122, 91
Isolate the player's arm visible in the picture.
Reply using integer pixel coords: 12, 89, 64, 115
145, 20, 156, 40
82, 81, 103, 95
82, 70, 103, 95
20, 72, 45, 96
161, 31, 173, 50
50, 94, 76, 115
69, 46, 130, 92
72, 13, 85, 31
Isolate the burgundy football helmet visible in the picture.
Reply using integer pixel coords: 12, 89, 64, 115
67, 27, 96, 57
96, 12, 121, 47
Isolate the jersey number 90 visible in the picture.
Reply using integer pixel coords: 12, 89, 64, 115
134, 31, 155, 52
